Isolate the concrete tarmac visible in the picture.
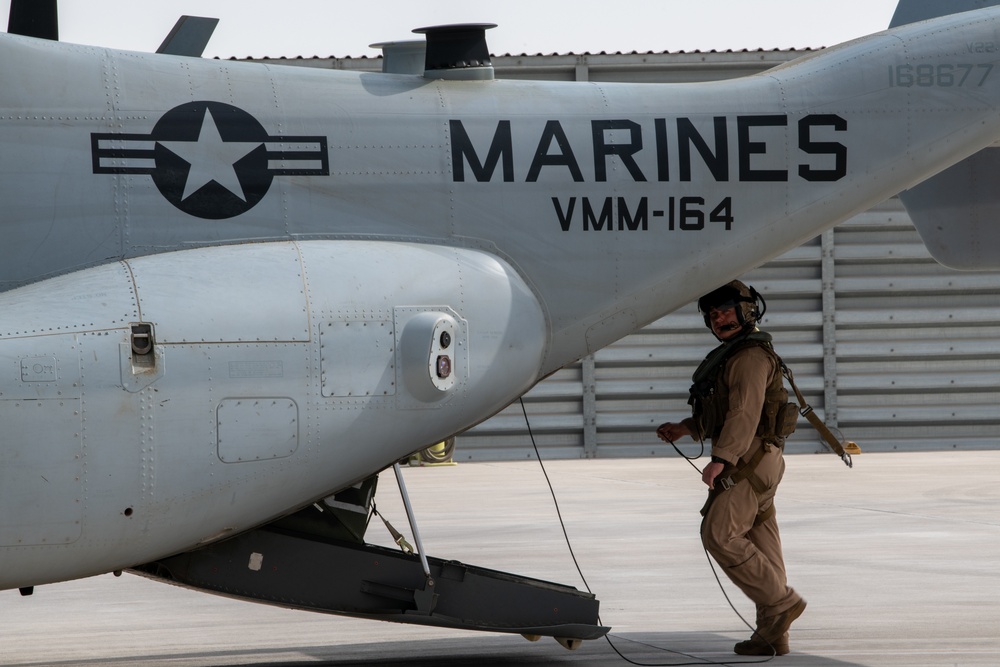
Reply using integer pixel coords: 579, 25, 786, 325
2, 451, 999, 667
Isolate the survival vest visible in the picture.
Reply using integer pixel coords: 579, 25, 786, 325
687, 331, 799, 445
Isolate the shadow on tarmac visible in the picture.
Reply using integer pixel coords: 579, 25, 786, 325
46, 633, 867, 667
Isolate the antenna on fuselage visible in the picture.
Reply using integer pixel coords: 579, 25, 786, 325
7, 0, 58, 41
157, 15, 220, 57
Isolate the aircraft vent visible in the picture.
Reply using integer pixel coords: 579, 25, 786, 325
370, 40, 426, 75
412, 23, 496, 81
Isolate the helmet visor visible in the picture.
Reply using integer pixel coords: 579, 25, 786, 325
706, 300, 737, 318
698, 286, 743, 314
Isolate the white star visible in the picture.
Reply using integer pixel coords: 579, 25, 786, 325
159, 108, 261, 201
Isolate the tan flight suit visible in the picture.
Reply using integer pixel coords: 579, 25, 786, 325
683, 344, 803, 624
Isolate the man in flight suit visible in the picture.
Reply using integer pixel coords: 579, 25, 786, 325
656, 280, 806, 656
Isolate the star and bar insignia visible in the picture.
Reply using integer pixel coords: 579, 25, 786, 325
91, 101, 329, 220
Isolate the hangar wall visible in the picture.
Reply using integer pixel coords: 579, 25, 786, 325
459, 200, 1000, 459
248, 48, 1000, 458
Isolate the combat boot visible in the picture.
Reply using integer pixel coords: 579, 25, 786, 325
734, 635, 789, 656
757, 597, 806, 644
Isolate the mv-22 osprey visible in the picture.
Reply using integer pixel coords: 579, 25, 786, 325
3, 0, 1000, 647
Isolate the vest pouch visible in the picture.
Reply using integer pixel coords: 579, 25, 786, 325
758, 386, 789, 439
775, 401, 799, 437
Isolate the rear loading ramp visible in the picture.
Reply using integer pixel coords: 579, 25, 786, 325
131, 526, 607, 644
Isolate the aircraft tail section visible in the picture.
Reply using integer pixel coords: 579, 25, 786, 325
890, 0, 1000, 28
891, 0, 1000, 269
896, 150, 1000, 270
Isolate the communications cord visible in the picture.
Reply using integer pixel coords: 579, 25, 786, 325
518, 398, 776, 666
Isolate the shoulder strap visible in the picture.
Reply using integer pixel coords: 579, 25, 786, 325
780, 363, 855, 468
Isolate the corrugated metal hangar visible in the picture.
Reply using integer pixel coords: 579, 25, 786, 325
238, 47, 1000, 459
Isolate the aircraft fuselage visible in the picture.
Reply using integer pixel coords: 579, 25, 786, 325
3, 8, 1000, 588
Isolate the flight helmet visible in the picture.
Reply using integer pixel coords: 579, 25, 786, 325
697, 280, 766, 338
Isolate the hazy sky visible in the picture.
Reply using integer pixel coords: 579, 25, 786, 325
2, 0, 900, 59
